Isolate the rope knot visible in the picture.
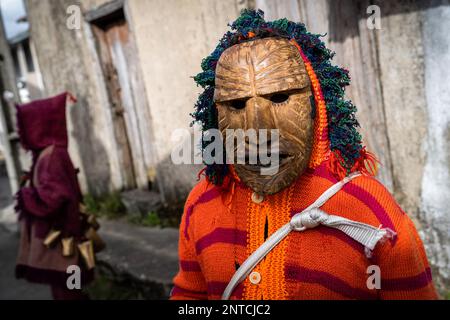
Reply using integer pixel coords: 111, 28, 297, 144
290, 208, 329, 231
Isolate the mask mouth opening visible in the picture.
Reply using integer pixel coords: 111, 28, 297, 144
240, 152, 293, 170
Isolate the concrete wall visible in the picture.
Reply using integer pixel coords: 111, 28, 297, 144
11, 38, 45, 102
125, 0, 247, 199
26, 0, 125, 194
421, 1, 450, 289
0, 10, 21, 193
25, 0, 248, 200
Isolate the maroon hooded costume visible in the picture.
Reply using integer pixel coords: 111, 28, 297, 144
15, 92, 93, 289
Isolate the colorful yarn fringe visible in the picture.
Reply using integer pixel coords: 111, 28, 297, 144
192, 9, 378, 183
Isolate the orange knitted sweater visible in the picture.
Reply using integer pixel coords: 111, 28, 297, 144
170, 164, 438, 300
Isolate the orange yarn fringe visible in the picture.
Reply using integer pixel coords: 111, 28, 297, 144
328, 148, 380, 180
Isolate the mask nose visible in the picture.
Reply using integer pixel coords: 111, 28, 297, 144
244, 97, 276, 131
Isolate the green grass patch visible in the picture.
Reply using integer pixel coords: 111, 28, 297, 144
128, 211, 179, 228
83, 192, 182, 228
83, 192, 126, 219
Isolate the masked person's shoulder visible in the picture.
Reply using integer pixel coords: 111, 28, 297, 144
184, 177, 219, 208
350, 174, 395, 200
179, 177, 223, 235
347, 174, 408, 222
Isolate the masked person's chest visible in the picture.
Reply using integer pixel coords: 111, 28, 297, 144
194, 176, 375, 300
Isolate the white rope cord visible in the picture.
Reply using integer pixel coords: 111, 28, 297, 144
221, 172, 395, 300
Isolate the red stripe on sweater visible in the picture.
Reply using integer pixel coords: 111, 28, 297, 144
313, 164, 397, 238
342, 183, 396, 236
179, 260, 202, 272
285, 265, 377, 300
207, 281, 244, 298
195, 228, 247, 254
381, 268, 433, 291
184, 188, 222, 240
171, 285, 207, 298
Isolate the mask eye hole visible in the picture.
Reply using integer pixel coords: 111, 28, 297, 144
270, 93, 289, 104
230, 99, 247, 110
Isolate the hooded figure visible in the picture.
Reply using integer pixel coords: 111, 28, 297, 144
15, 92, 93, 299
170, 10, 438, 300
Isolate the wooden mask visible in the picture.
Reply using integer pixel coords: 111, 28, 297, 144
214, 37, 314, 195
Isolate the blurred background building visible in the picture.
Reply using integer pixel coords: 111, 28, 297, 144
0, 0, 449, 297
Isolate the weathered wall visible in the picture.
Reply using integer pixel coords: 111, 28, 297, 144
0, 12, 17, 102
26, 0, 128, 195
0, 10, 20, 193
125, 0, 247, 199
256, 0, 450, 292
421, 1, 450, 289
25, 0, 248, 200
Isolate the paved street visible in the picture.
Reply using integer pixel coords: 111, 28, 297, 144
0, 170, 11, 209
0, 226, 51, 299
0, 168, 51, 300
0, 167, 178, 300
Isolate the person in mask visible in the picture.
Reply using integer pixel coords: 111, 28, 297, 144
170, 10, 437, 300
15, 92, 101, 300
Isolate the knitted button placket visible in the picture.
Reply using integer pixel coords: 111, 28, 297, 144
251, 192, 264, 204
249, 271, 261, 285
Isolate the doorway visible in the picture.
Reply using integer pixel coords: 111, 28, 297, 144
88, 0, 156, 192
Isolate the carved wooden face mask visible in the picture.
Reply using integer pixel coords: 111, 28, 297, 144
215, 37, 314, 195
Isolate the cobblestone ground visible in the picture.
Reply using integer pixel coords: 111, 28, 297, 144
0, 171, 51, 300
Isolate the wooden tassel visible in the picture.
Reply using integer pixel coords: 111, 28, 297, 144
78, 240, 95, 269
43, 230, 61, 248
62, 237, 74, 257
